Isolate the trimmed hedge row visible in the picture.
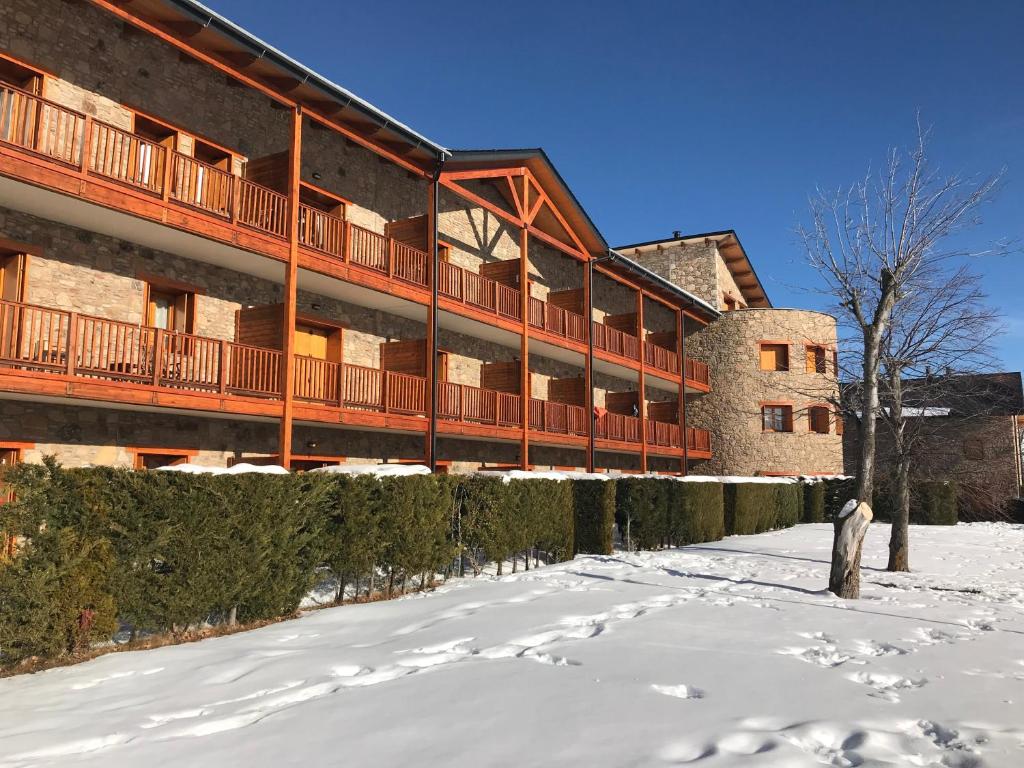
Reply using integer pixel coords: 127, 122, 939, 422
0, 462, 859, 668
818, 477, 958, 526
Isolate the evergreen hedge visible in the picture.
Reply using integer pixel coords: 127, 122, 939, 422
572, 480, 616, 555
1, 463, 834, 669
802, 481, 826, 523
669, 482, 725, 545
870, 479, 958, 526
724, 482, 802, 536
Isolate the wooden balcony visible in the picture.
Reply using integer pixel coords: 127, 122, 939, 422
0, 298, 284, 417
685, 358, 711, 390
438, 261, 522, 322
528, 297, 588, 344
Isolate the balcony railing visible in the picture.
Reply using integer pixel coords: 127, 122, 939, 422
643, 340, 679, 375
594, 412, 643, 443
528, 298, 587, 343
592, 321, 640, 361
686, 427, 712, 453
0, 84, 86, 166
437, 381, 522, 427
529, 398, 587, 435
645, 419, 682, 448
437, 260, 522, 322
685, 358, 710, 387
171, 151, 233, 218
0, 298, 282, 398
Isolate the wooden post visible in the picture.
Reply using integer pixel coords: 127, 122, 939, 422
79, 116, 93, 179
218, 339, 228, 394
160, 145, 172, 204
152, 329, 164, 387
278, 107, 302, 469
637, 290, 647, 473
425, 180, 438, 470
519, 184, 530, 471
65, 313, 78, 377
583, 260, 594, 472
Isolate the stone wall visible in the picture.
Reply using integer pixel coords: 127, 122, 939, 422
687, 308, 843, 476
593, 272, 636, 323
300, 117, 427, 235
632, 242, 719, 309
438, 186, 520, 273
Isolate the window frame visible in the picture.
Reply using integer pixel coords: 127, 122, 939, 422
761, 402, 794, 433
130, 447, 197, 470
758, 341, 791, 372
805, 345, 828, 375
808, 404, 831, 434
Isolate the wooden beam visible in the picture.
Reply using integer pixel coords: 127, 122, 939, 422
519, 208, 530, 471
89, 0, 432, 179
215, 49, 259, 68
443, 168, 526, 181
262, 75, 304, 93
523, 169, 591, 258
637, 290, 647, 474
506, 174, 526, 219
163, 20, 205, 38
677, 309, 686, 476
584, 260, 594, 473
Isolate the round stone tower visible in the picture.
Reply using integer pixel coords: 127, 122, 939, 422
687, 308, 843, 476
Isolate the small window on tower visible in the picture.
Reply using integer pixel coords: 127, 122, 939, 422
806, 346, 828, 374
808, 406, 831, 434
759, 343, 790, 371
762, 404, 794, 433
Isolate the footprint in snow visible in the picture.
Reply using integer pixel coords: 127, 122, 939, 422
651, 683, 705, 700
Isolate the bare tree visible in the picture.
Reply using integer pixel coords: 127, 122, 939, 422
876, 265, 1002, 571
798, 120, 1004, 598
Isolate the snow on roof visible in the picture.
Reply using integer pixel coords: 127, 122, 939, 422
310, 463, 432, 477
157, 463, 290, 475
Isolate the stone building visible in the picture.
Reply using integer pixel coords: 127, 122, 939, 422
619, 231, 844, 476
842, 372, 1024, 519
0, 0, 716, 475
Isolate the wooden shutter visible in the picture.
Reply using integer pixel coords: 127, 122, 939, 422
174, 291, 194, 334
0, 253, 25, 302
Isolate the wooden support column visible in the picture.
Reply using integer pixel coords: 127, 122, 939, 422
677, 309, 688, 476
583, 259, 594, 473
425, 178, 438, 469
519, 222, 530, 470
637, 290, 647, 474
277, 106, 302, 468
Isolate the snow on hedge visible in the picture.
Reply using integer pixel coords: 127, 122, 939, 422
157, 462, 290, 475
309, 463, 431, 477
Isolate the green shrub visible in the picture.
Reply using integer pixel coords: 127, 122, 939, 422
773, 484, 802, 530
725, 482, 802, 535
802, 481, 826, 523
669, 481, 725, 545
822, 477, 858, 520
910, 481, 958, 525
572, 480, 616, 555
615, 477, 670, 550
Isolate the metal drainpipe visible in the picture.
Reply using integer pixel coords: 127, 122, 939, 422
681, 316, 689, 471
588, 252, 616, 468
429, 158, 445, 472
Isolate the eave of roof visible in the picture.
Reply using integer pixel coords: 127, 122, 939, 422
615, 229, 771, 308
156, 0, 449, 162
444, 148, 608, 255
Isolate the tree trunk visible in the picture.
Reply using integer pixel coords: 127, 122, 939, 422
857, 329, 882, 503
888, 458, 911, 572
829, 501, 873, 598
227, 605, 238, 626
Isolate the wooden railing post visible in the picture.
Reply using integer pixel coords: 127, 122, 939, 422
230, 174, 239, 225
65, 312, 78, 376
79, 116, 93, 177
218, 339, 228, 394
160, 146, 172, 203
337, 363, 345, 408
152, 329, 164, 387
387, 237, 394, 278
343, 220, 352, 264
383, 371, 390, 413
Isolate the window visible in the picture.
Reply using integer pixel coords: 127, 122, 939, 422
963, 438, 985, 461
808, 406, 831, 434
806, 345, 827, 374
145, 282, 195, 334
131, 449, 195, 470
759, 343, 789, 371
0, 252, 26, 302
762, 405, 793, 432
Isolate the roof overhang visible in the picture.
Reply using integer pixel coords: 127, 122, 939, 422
616, 229, 771, 308
603, 251, 720, 321
104, 0, 448, 172
442, 149, 607, 257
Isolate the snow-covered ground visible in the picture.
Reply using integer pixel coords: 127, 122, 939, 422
2, 523, 1022, 767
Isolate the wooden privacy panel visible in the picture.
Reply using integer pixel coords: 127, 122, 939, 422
385, 215, 428, 251
549, 376, 586, 406
548, 288, 584, 316
381, 339, 427, 376
605, 390, 639, 416
243, 151, 289, 193
646, 330, 677, 349
647, 400, 680, 423
480, 360, 521, 393
236, 304, 285, 349
479, 259, 521, 288
604, 312, 638, 335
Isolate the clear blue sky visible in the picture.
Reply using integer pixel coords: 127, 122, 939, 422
210, 0, 1024, 372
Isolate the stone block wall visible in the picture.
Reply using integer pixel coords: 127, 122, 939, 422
438, 186, 520, 273
632, 242, 719, 309
592, 272, 636, 323
300, 117, 427, 235
687, 308, 843, 476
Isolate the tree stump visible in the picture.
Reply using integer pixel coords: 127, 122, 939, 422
828, 501, 873, 598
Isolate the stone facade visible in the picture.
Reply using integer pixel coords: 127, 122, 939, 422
632, 242, 721, 309
687, 308, 843, 476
